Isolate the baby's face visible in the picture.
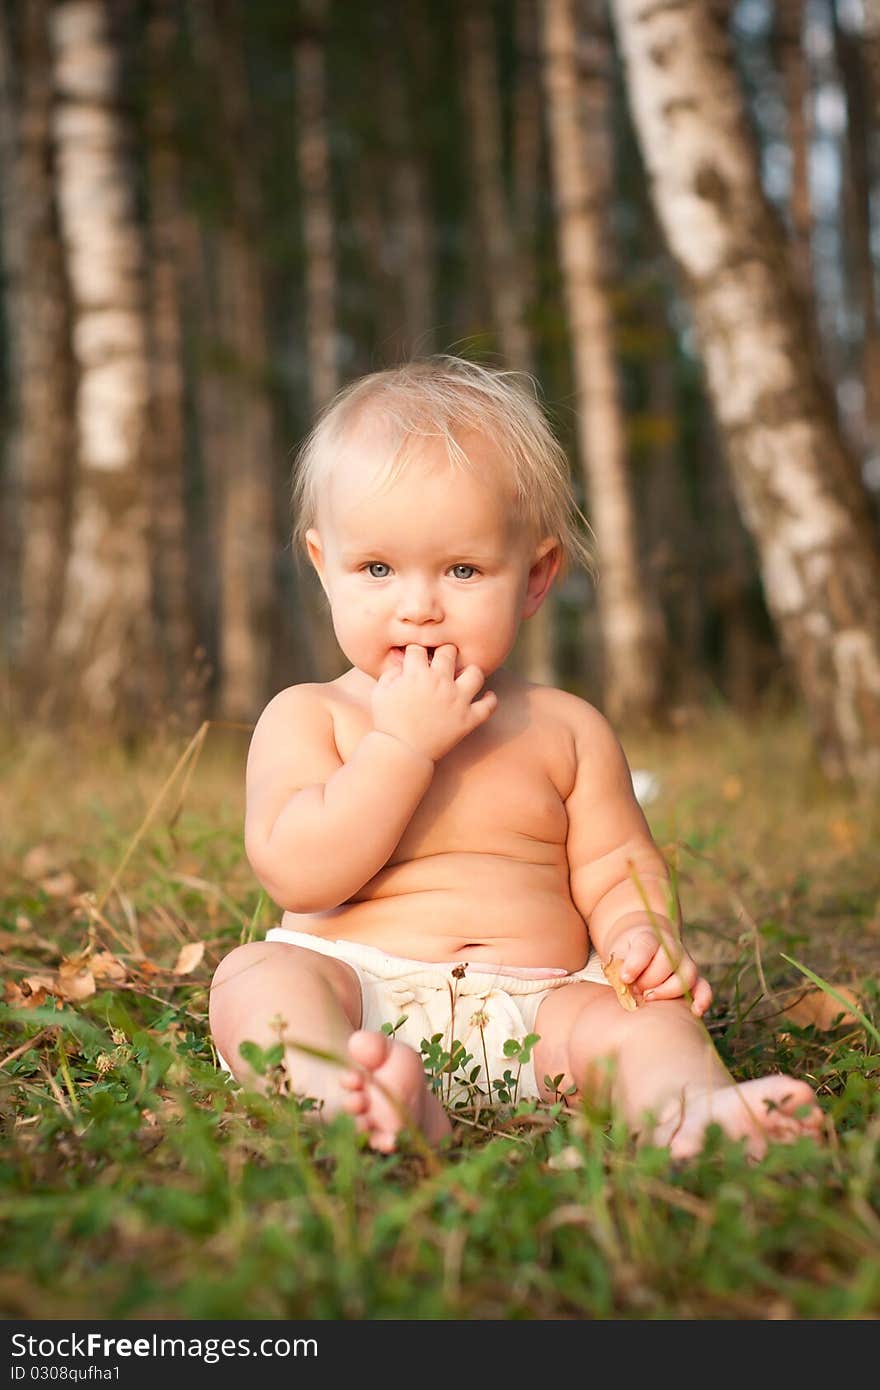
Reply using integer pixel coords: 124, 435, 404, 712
306, 430, 558, 683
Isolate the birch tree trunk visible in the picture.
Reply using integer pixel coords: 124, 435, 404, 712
49, 0, 156, 723
541, 0, 664, 722
612, 0, 880, 782
461, 1, 556, 687
0, 0, 74, 709
294, 0, 354, 681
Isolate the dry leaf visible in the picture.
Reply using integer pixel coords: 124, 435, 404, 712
39, 871, 77, 899
90, 951, 127, 982
22, 973, 57, 996
604, 954, 639, 1012
172, 941, 205, 975
5, 980, 49, 1010
781, 985, 861, 1031
721, 775, 743, 802
57, 955, 96, 1001
22, 845, 57, 879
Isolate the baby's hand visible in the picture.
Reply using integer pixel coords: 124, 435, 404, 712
371, 644, 497, 762
605, 924, 712, 1017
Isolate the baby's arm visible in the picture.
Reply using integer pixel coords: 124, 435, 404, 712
245, 645, 496, 912
564, 700, 711, 1015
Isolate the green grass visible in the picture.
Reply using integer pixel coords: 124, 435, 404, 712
1, 712, 878, 1320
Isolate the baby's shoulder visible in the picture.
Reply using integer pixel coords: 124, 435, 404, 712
527, 683, 630, 782
255, 680, 332, 724
250, 681, 338, 753
526, 682, 617, 745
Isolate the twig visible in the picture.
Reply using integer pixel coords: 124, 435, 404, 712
0, 1027, 56, 1071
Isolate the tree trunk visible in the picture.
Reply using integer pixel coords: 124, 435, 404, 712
145, 0, 198, 714
832, 0, 880, 468
612, 0, 880, 783
205, 2, 280, 720
461, 1, 556, 686
294, 0, 347, 681
295, 0, 339, 414
0, 0, 74, 711
460, 3, 534, 375
379, 3, 435, 357
49, 0, 156, 724
541, 0, 664, 723
773, 0, 813, 300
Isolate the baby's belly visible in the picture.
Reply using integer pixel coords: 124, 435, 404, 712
280, 852, 591, 972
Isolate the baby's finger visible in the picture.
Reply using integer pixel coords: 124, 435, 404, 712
690, 976, 713, 1016
403, 643, 430, 667
454, 662, 487, 698
642, 956, 699, 1001
630, 941, 686, 991
468, 690, 497, 726
430, 643, 458, 670
616, 937, 659, 984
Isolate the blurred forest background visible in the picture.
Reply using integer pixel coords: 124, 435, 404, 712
1, 0, 880, 785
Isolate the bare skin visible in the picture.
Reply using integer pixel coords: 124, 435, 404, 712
210, 431, 823, 1156
339, 1031, 452, 1153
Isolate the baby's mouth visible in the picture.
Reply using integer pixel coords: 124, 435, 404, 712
391, 645, 437, 659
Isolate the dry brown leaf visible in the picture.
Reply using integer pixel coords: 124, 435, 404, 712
604, 954, 639, 1012
39, 871, 77, 899
172, 941, 205, 975
781, 985, 862, 1030
22, 845, 57, 879
721, 775, 743, 802
5, 980, 50, 1010
58, 954, 96, 1001
22, 973, 57, 996
90, 951, 127, 982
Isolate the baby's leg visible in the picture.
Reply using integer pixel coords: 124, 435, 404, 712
209, 941, 449, 1151
534, 983, 823, 1160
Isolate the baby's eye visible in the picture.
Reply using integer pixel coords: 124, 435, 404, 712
365, 562, 391, 578
450, 564, 477, 580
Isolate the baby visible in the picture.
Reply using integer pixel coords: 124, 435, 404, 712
209, 356, 822, 1158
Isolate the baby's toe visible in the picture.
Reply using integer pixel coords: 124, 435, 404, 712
348, 1029, 390, 1070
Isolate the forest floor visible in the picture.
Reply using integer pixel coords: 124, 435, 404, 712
0, 707, 878, 1320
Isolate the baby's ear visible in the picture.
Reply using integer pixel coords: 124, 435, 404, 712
523, 538, 561, 617
305, 528, 326, 584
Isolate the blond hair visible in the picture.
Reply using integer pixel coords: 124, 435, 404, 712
290, 355, 595, 577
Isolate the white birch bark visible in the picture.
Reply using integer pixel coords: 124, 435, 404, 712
49, 0, 155, 722
612, 0, 880, 782
542, 0, 664, 721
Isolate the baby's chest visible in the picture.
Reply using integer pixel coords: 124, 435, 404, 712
400, 730, 571, 855
331, 693, 575, 855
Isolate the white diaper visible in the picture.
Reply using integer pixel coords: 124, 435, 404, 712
225, 928, 611, 1105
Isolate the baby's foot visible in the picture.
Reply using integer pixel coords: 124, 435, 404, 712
652, 1074, 823, 1161
339, 1030, 452, 1153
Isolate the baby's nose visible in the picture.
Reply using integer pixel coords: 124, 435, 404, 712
396, 581, 442, 622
